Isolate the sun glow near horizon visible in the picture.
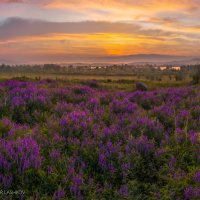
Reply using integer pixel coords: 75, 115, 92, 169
0, 0, 200, 62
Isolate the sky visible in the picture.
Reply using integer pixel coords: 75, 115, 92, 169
0, 0, 200, 63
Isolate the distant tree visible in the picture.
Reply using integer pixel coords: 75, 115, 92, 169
156, 76, 162, 81
175, 72, 184, 81
150, 75, 155, 81
43, 64, 61, 72
137, 74, 141, 79
87, 80, 99, 88
135, 82, 148, 91
192, 67, 200, 84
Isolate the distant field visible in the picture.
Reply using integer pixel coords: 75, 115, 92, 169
0, 71, 192, 91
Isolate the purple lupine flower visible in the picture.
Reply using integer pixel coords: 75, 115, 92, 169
88, 97, 99, 109
184, 187, 193, 200
135, 135, 155, 155
195, 187, 200, 197
172, 169, 186, 180
122, 162, 131, 180
175, 128, 183, 144
194, 170, 200, 183
11, 96, 26, 108
7, 137, 42, 173
118, 185, 129, 197
189, 130, 198, 145
108, 162, 116, 174
0, 174, 13, 188
99, 152, 107, 169
47, 165, 53, 176
155, 148, 166, 158
155, 191, 161, 198
169, 156, 176, 168
93, 125, 99, 137
50, 149, 61, 161
52, 133, 66, 143
70, 174, 83, 200
184, 186, 200, 199
178, 110, 189, 119
88, 177, 93, 186
2, 117, 13, 126
53, 188, 66, 200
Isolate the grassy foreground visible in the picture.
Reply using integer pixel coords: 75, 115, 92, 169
0, 77, 199, 199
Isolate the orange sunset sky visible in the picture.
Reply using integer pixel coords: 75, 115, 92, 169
0, 0, 200, 63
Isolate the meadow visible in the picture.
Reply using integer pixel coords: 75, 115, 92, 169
0, 77, 199, 199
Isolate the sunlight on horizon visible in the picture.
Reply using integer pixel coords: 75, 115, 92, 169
0, 0, 200, 62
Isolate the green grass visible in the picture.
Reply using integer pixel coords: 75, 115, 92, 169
0, 71, 193, 91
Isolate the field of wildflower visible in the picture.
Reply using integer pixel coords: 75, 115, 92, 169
0, 79, 199, 199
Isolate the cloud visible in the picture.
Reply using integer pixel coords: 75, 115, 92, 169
1, 0, 200, 30
0, 0, 46, 4
1, 0, 200, 12
0, 17, 176, 40
0, 1, 200, 61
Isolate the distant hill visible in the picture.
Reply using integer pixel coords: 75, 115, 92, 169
0, 59, 11, 64
100, 54, 193, 63
128, 57, 200, 66
0, 54, 199, 65
0, 59, 19, 65
59, 54, 198, 66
